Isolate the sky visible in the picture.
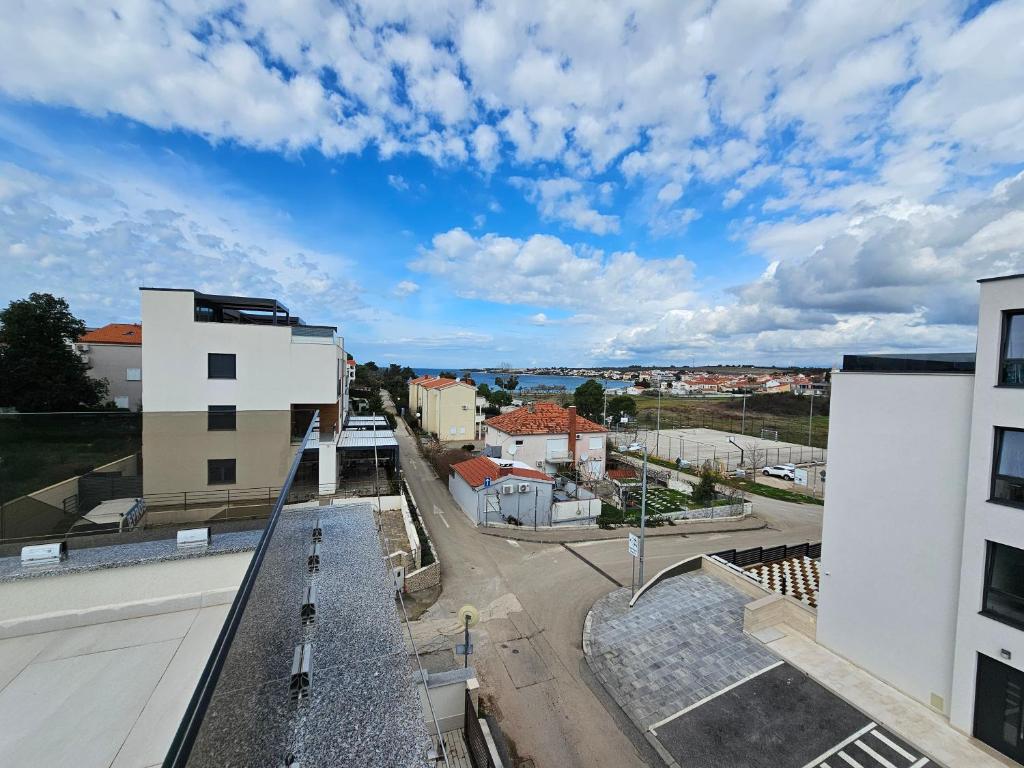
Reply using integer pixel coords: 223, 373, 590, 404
1, 0, 1022, 368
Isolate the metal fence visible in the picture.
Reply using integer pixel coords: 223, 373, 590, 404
464, 690, 497, 768
711, 541, 822, 567
630, 409, 828, 449
612, 430, 827, 473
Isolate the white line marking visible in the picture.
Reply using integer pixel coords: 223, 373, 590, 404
909, 760, 929, 768
648, 661, 784, 731
432, 505, 450, 528
868, 730, 915, 762
854, 740, 897, 768
505, 539, 520, 547
801, 723, 876, 768
837, 751, 864, 768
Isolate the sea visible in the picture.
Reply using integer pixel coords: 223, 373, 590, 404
414, 368, 629, 393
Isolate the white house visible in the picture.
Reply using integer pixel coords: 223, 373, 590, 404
484, 403, 607, 480
76, 323, 143, 411
817, 273, 1024, 763
448, 455, 554, 526
140, 288, 346, 495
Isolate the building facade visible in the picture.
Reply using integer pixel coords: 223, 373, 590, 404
484, 403, 607, 479
140, 288, 346, 495
817, 273, 1024, 763
448, 455, 554, 526
409, 376, 476, 443
76, 323, 143, 411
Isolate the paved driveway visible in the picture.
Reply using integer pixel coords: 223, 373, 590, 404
586, 572, 778, 729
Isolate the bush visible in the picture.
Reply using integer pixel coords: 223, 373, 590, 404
461, 443, 475, 452
692, 462, 721, 506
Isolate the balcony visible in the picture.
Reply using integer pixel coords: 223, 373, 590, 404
545, 449, 570, 462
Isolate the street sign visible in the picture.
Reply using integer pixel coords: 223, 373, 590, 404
794, 468, 808, 486
484, 477, 491, 488
456, 643, 474, 655
628, 533, 639, 558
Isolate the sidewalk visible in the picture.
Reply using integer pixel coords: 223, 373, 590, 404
475, 515, 766, 544
764, 627, 1012, 768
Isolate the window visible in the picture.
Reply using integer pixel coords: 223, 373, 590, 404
114, 396, 129, 409
207, 458, 236, 485
1000, 311, 1024, 386
208, 405, 237, 431
992, 428, 1024, 507
983, 541, 1024, 629
589, 437, 603, 450
126, 367, 141, 381
515, 439, 524, 446
208, 353, 236, 379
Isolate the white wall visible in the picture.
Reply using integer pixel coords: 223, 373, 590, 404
485, 426, 606, 475
449, 472, 482, 524
950, 276, 1024, 732
817, 370, 974, 714
141, 289, 341, 412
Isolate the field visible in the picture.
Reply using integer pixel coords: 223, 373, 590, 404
0, 413, 142, 503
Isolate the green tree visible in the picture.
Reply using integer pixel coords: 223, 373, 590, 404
494, 374, 519, 391
437, 370, 458, 379
573, 379, 604, 420
0, 293, 108, 412
607, 394, 637, 424
692, 462, 721, 506
477, 383, 492, 399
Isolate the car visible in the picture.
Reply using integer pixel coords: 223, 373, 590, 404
762, 465, 796, 481
625, 442, 644, 452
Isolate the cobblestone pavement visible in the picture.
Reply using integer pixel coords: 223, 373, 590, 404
586, 572, 778, 730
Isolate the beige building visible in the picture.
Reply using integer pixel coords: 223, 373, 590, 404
410, 376, 476, 443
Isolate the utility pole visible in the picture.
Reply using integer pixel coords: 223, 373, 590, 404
741, 393, 747, 435
655, 385, 662, 457
639, 446, 648, 586
807, 391, 815, 447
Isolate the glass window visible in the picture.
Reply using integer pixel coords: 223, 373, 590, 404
993, 428, 1024, 507
126, 367, 141, 381
208, 353, 236, 379
1001, 312, 1024, 386
984, 542, 1024, 629
207, 458, 236, 485
208, 405, 237, 431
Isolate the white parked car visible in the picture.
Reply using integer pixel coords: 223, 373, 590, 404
625, 442, 644, 452
762, 465, 796, 481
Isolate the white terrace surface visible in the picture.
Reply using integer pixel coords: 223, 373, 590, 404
0, 553, 250, 768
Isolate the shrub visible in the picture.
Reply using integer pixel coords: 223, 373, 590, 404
692, 462, 721, 506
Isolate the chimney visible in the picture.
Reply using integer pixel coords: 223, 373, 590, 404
567, 405, 577, 458
527, 401, 535, 413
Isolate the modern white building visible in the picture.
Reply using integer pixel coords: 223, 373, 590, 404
484, 402, 607, 480
818, 273, 1024, 764
140, 288, 346, 494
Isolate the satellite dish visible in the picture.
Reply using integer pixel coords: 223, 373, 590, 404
507, 445, 518, 456
459, 604, 480, 627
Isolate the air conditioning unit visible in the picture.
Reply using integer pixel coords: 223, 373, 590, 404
501, 484, 515, 495
536, 461, 544, 468
517, 483, 529, 493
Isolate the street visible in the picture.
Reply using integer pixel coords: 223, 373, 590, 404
388, 400, 824, 767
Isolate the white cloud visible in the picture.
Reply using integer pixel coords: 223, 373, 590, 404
529, 312, 549, 325
657, 182, 683, 205
387, 174, 410, 191
512, 176, 620, 235
393, 280, 420, 297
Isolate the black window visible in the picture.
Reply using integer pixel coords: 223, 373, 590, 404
983, 541, 1024, 630
208, 353, 236, 379
1000, 311, 1024, 386
207, 405, 236, 431
207, 458, 236, 485
992, 428, 1024, 508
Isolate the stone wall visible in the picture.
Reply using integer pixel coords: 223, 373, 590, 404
405, 560, 441, 592
400, 479, 442, 594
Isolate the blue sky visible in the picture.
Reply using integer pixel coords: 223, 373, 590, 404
1, 0, 1022, 368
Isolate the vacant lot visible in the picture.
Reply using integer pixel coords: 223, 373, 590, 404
0, 413, 141, 502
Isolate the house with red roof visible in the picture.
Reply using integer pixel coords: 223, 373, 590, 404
408, 375, 477, 442
448, 455, 554, 525
76, 323, 143, 410
483, 402, 608, 480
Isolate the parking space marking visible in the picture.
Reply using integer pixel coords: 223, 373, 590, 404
869, 731, 915, 762
804, 722, 932, 768
802, 723, 876, 768
854, 740, 897, 768
837, 752, 866, 768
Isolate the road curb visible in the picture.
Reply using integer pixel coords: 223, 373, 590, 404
473, 517, 768, 545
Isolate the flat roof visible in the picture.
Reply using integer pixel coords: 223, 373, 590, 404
339, 429, 399, 449
842, 353, 976, 374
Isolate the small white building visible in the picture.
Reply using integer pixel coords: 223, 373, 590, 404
76, 323, 143, 411
817, 272, 1024, 763
448, 455, 554, 526
484, 403, 607, 480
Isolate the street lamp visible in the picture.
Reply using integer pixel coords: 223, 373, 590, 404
655, 385, 662, 457
807, 391, 816, 447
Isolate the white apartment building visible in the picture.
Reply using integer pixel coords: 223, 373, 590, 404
484, 402, 607, 480
818, 273, 1024, 764
140, 288, 346, 494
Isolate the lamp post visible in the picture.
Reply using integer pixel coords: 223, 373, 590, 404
638, 446, 648, 586
807, 391, 816, 447
655, 385, 662, 457
741, 393, 748, 435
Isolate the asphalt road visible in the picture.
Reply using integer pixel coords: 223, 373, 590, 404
387, 396, 824, 768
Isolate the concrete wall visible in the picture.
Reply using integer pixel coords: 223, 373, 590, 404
85, 343, 143, 411
817, 370, 974, 715
0, 551, 250, 637
141, 289, 341, 413
449, 472, 482, 524
448, 472, 554, 526
551, 497, 602, 523
950, 276, 1024, 732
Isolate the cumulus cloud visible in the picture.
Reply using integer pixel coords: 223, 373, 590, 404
512, 176, 620, 235
387, 174, 410, 191
393, 280, 420, 297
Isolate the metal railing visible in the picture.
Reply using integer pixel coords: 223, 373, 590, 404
464, 689, 497, 768
162, 410, 318, 768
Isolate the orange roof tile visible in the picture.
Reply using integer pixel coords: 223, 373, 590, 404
78, 323, 142, 345
450, 456, 553, 488
485, 402, 607, 436
607, 468, 637, 481
419, 377, 473, 390
409, 375, 433, 385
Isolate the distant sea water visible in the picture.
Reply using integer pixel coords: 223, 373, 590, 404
415, 368, 629, 392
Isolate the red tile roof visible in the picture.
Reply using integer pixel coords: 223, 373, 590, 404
78, 323, 142, 345
419, 377, 473, 390
450, 456, 553, 488
485, 402, 607, 436
607, 468, 637, 481
409, 375, 434, 385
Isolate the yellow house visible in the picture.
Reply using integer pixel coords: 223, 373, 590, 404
413, 377, 476, 442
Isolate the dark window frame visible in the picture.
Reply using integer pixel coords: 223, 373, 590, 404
998, 309, 1024, 387
990, 427, 1024, 509
207, 405, 237, 431
980, 540, 1024, 631
207, 458, 236, 485
208, 353, 236, 380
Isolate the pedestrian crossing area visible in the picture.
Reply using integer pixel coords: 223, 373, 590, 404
805, 722, 933, 768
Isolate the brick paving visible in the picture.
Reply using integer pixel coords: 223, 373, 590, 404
586, 572, 778, 730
